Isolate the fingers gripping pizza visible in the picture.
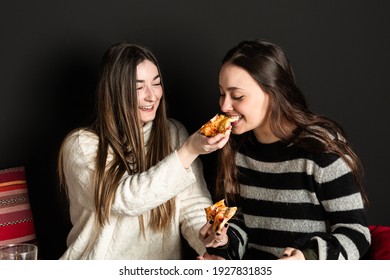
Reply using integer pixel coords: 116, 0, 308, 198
199, 114, 239, 137
205, 199, 237, 233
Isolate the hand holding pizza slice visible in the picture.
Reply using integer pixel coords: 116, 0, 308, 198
205, 199, 237, 233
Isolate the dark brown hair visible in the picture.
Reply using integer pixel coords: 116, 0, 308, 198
216, 39, 368, 206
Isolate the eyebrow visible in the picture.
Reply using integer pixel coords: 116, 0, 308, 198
219, 85, 240, 92
136, 74, 160, 83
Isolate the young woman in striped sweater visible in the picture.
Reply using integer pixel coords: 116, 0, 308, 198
199, 39, 371, 260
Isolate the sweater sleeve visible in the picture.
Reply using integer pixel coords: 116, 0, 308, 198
178, 157, 213, 256
168, 120, 212, 256
111, 151, 198, 216
294, 154, 371, 260
62, 124, 200, 217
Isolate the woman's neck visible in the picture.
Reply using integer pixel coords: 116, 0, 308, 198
253, 120, 297, 144
253, 128, 280, 144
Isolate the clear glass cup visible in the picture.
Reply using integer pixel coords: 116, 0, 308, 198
0, 243, 38, 260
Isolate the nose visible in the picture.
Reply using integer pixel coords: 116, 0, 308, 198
219, 95, 233, 113
144, 86, 157, 101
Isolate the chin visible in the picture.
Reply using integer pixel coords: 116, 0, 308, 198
142, 116, 156, 124
232, 125, 250, 135
141, 119, 154, 124
231, 128, 243, 135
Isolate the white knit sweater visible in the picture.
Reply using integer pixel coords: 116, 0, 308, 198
60, 119, 212, 259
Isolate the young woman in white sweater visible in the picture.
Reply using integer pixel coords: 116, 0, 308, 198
58, 42, 230, 259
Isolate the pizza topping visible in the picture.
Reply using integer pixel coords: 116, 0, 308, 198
205, 199, 237, 233
199, 114, 235, 137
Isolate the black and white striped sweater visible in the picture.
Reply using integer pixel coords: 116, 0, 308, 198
219, 133, 371, 260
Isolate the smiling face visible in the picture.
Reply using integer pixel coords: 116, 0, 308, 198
136, 59, 163, 126
219, 63, 278, 143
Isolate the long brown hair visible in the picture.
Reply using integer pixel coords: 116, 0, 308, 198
59, 42, 175, 232
216, 39, 368, 206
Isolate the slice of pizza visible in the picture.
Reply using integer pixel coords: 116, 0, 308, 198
199, 114, 239, 137
205, 199, 227, 221
205, 199, 237, 233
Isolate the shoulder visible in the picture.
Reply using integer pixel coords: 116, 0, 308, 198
298, 125, 347, 145
61, 128, 99, 155
64, 128, 97, 144
168, 118, 190, 137
295, 126, 348, 163
168, 118, 187, 132
167, 118, 190, 148
293, 125, 335, 155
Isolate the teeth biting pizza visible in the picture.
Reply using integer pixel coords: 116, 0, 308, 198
199, 114, 239, 137
205, 199, 237, 233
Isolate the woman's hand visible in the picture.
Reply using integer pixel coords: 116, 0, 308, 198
188, 129, 231, 155
177, 130, 231, 169
197, 252, 225, 260
278, 247, 305, 260
199, 220, 229, 248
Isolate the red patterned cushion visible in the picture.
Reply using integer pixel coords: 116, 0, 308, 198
367, 225, 390, 260
0, 166, 36, 245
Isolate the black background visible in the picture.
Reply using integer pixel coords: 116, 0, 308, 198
1, 1, 389, 259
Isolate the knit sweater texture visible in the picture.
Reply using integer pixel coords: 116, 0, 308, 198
60, 119, 212, 259
226, 132, 371, 260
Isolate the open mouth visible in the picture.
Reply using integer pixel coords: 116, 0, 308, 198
138, 105, 153, 111
228, 115, 242, 124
